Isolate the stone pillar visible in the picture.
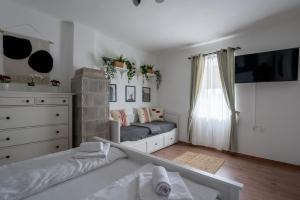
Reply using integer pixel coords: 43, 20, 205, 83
71, 68, 109, 147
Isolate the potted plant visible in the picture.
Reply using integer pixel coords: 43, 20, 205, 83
140, 65, 150, 80
102, 56, 117, 80
28, 74, 44, 87
112, 55, 128, 68
125, 61, 136, 83
154, 70, 162, 90
146, 65, 154, 74
0, 74, 11, 91
50, 79, 61, 87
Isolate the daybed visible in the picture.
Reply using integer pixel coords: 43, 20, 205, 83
0, 137, 243, 200
110, 112, 179, 153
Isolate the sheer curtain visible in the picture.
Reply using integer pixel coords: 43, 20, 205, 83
190, 54, 231, 150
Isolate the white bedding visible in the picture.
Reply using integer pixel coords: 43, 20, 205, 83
0, 147, 126, 200
25, 159, 140, 200
85, 164, 220, 200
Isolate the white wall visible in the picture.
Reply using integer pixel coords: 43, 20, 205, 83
155, 10, 300, 165
73, 23, 158, 114
0, 0, 72, 92
0, 1, 158, 112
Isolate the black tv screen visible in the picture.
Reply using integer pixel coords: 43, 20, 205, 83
235, 48, 299, 83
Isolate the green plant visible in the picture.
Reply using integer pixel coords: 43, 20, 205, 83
154, 70, 162, 90
125, 61, 136, 83
140, 65, 150, 80
114, 55, 129, 63
102, 56, 117, 80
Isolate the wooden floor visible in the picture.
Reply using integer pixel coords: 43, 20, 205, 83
153, 142, 300, 200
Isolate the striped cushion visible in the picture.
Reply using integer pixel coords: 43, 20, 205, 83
110, 110, 130, 127
137, 107, 152, 123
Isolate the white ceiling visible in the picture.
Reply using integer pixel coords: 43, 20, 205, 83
11, 0, 300, 52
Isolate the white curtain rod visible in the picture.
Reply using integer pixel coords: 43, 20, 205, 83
188, 47, 241, 60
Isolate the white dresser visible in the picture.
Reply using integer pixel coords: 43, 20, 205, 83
0, 92, 73, 165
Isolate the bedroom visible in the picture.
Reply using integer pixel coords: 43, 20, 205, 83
0, 0, 300, 200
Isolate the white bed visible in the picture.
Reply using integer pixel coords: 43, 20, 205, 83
0, 138, 243, 200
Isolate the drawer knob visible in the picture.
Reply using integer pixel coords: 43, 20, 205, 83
62, 100, 66, 103
6, 116, 10, 120
6, 137, 10, 141
56, 113, 60, 117
6, 155, 10, 159
41, 100, 45, 103
56, 130, 60, 134
26, 100, 30, 103
56, 145, 60, 149
155, 143, 158, 145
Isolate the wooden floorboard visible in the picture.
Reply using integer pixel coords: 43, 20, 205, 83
152, 142, 300, 200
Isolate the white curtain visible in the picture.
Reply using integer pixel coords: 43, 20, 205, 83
190, 54, 231, 150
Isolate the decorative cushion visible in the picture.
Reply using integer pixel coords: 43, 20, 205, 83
136, 107, 152, 123
110, 110, 130, 127
150, 107, 165, 121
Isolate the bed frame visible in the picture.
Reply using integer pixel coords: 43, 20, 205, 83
91, 137, 243, 200
110, 112, 180, 153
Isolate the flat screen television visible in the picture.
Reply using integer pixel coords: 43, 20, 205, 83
235, 48, 299, 83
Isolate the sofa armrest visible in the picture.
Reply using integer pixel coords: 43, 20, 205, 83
165, 112, 179, 125
110, 119, 121, 143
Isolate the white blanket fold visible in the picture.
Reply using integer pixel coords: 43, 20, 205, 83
152, 166, 171, 197
0, 146, 126, 200
79, 142, 104, 152
139, 172, 193, 200
73, 143, 110, 159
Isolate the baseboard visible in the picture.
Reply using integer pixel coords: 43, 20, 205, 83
177, 141, 300, 169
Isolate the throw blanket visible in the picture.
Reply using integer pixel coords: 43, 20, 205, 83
0, 147, 127, 200
85, 164, 219, 200
131, 123, 161, 135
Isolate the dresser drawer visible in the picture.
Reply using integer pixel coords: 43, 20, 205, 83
164, 130, 177, 146
147, 135, 164, 153
0, 106, 68, 130
36, 97, 69, 105
0, 139, 68, 165
0, 97, 34, 106
0, 125, 68, 148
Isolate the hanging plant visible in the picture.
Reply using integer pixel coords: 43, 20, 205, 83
102, 56, 117, 80
140, 65, 150, 80
146, 65, 154, 74
113, 55, 128, 68
154, 70, 162, 90
125, 60, 136, 83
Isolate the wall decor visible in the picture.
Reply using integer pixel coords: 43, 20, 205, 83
2, 32, 53, 84
125, 85, 136, 102
108, 84, 117, 102
142, 87, 151, 102
102, 55, 136, 82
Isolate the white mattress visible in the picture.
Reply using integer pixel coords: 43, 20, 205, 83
25, 158, 219, 200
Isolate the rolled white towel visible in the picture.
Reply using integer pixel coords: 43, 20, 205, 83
79, 142, 104, 152
73, 143, 110, 159
152, 166, 171, 197
139, 172, 194, 200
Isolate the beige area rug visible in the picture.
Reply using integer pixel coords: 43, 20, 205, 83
173, 151, 225, 174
